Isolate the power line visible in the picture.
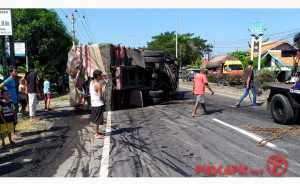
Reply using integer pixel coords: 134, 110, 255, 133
214, 28, 300, 46
55, 9, 73, 37
75, 10, 93, 43
76, 21, 91, 44
58, 9, 94, 44
80, 9, 96, 41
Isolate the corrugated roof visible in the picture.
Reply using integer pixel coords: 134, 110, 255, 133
205, 55, 229, 69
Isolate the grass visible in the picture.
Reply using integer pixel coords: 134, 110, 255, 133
52, 94, 69, 103
16, 118, 40, 132
1, 118, 41, 146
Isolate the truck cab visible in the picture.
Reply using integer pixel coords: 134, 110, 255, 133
222, 60, 244, 76
267, 49, 300, 124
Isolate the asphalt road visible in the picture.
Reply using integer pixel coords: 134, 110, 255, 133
1, 87, 300, 177
106, 86, 300, 177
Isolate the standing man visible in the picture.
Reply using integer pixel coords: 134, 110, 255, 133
234, 60, 257, 108
90, 70, 105, 139
0, 67, 19, 138
25, 63, 40, 122
192, 67, 214, 117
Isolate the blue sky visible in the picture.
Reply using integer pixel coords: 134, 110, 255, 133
55, 9, 300, 55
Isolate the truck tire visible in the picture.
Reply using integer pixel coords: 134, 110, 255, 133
144, 57, 164, 63
155, 63, 164, 72
143, 50, 165, 57
270, 94, 294, 124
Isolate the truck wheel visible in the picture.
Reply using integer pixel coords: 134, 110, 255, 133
143, 50, 165, 57
270, 94, 294, 124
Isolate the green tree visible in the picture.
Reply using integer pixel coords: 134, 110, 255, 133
146, 31, 211, 67
294, 32, 300, 48
229, 50, 267, 69
1, 9, 73, 80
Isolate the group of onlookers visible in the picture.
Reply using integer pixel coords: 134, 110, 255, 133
0, 64, 54, 149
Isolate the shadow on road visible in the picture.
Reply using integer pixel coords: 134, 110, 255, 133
207, 109, 224, 115
106, 127, 142, 136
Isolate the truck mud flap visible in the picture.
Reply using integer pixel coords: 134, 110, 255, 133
129, 90, 143, 108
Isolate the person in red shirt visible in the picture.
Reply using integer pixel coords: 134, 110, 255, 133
192, 68, 214, 117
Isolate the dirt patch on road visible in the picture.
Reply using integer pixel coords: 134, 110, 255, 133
245, 124, 300, 146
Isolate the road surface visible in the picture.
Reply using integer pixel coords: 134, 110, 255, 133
1, 85, 299, 177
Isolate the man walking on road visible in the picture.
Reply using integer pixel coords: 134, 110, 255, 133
90, 70, 105, 139
25, 63, 41, 122
234, 60, 257, 108
0, 67, 19, 139
192, 67, 214, 117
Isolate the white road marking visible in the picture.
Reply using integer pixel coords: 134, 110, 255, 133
99, 111, 112, 177
212, 118, 288, 154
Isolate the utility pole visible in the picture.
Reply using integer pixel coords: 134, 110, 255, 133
66, 9, 86, 46
66, 10, 77, 46
66, 11, 76, 46
9, 35, 15, 67
176, 9, 178, 59
1, 36, 7, 76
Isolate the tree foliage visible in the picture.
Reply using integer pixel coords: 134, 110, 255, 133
146, 31, 212, 67
294, 32, 300, 48
1, 9, 72, 80
229, 50, 267, 69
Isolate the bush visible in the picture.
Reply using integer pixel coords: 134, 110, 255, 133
207, 74, 217, 83
219, 74, 228, 81
227, 75, 243, 86
258, 70, 277, 90
179, 70, 189, 81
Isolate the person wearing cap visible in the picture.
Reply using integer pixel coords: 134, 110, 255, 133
234, 60, 257, 108
192, 67, 214, 117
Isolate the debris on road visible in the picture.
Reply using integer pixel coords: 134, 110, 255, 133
245, 124, 300, 147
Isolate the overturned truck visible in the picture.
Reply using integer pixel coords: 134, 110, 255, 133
66, 44, 179, 111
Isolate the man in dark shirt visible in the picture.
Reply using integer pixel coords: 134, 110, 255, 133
234, 61, 257, 108
25, 64, 40, 122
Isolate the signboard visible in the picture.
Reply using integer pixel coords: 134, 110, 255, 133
6, 42, 26, 57
249, 21, 266, 37
14, 42, 26, 56
0, 9, 12, 36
